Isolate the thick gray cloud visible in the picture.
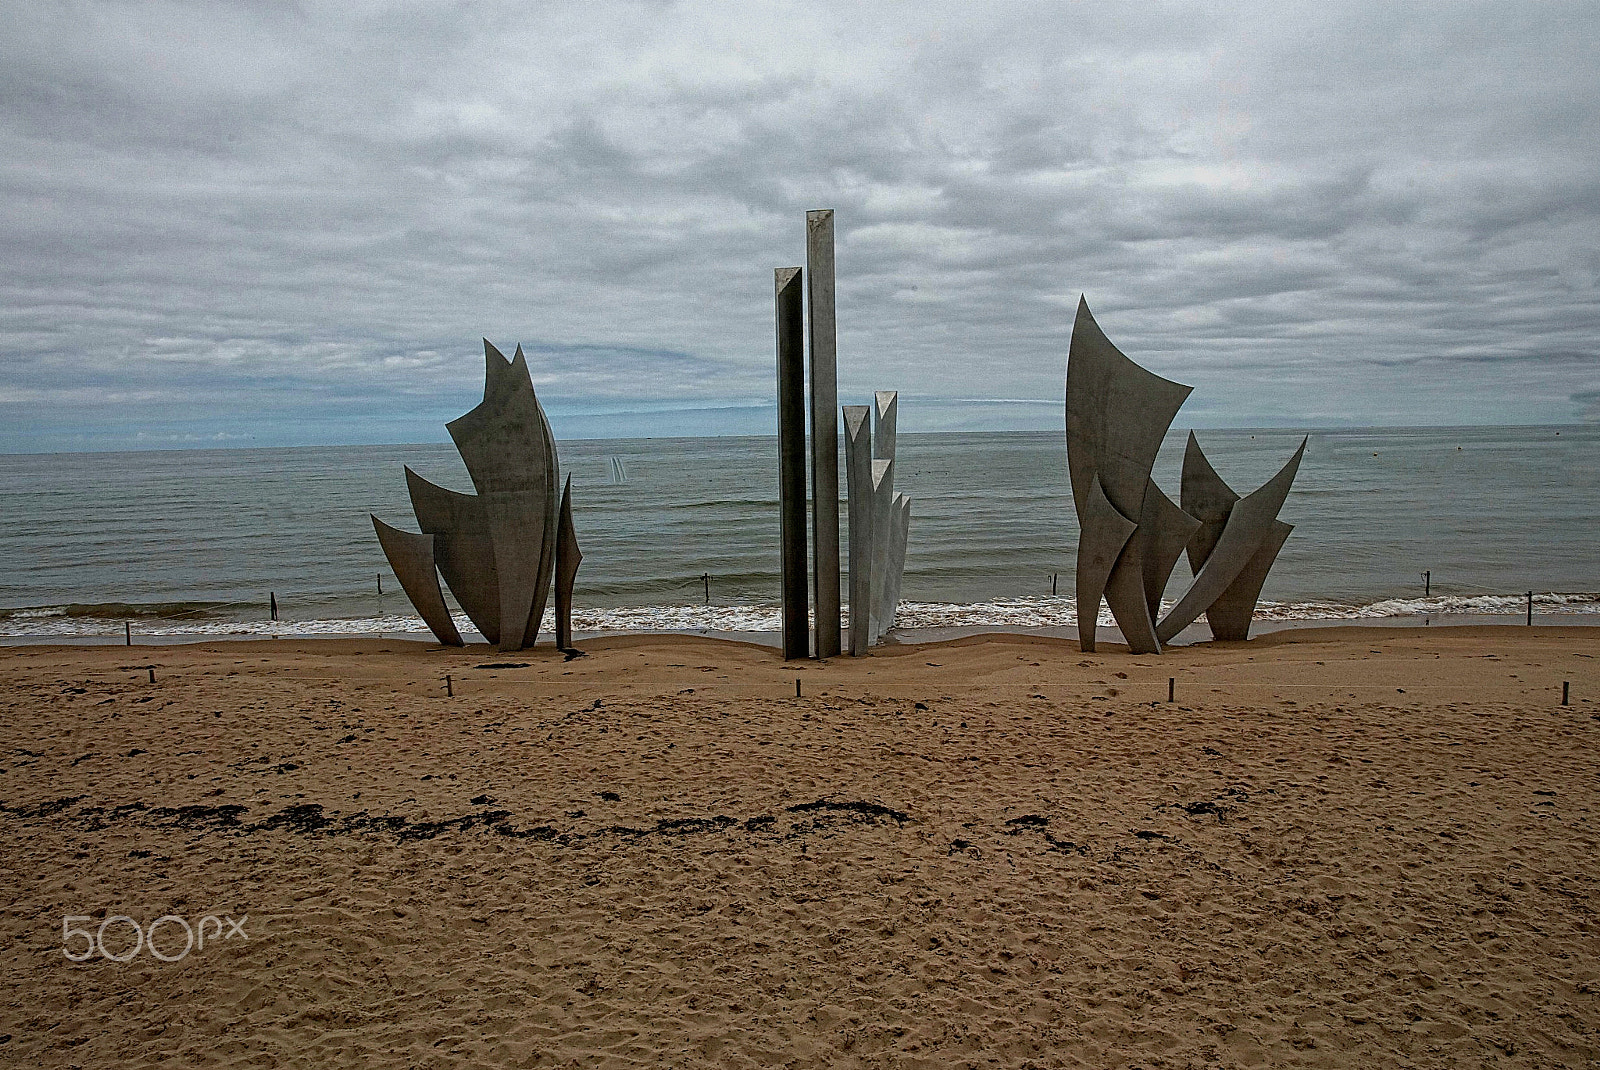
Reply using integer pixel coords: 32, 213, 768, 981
2, 0, 1597, 449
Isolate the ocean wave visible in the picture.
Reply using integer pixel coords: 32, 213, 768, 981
1252, 592, 1600, 621
5, 591, 1598, 639
0, 600, 238, 622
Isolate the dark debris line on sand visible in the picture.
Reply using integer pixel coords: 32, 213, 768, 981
0, 795, 919, 848
3, 790, 1258, 862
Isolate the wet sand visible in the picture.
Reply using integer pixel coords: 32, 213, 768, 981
1, 627, 1596, 1067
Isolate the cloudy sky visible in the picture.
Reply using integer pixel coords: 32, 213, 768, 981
2, 0, 1597, 451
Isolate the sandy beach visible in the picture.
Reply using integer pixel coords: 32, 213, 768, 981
1, 627, 1596, 1067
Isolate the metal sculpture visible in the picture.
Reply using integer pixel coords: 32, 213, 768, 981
1156, 437, 1304, 645
869, 391, 898, 643
773, 209, 911, 657
807, 210, 843, 658
372, 339, 570, 651
775, 266, 810, 660
554, 475, 582, 651
841, 392, 912, 651
883, 493, 912, 634
1178, 432, 1291, 641
370, 519, 463, 646
842, 405, 873, 656
1066, 297, 1303, 652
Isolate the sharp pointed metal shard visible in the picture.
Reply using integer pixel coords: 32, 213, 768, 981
405, 466, 501, 644
1074, 473, 1137, 654
1180, 432, 1239, 572
1066, 297, 1193, 652
445, 344, 559, 651
379, 340, 572, 652
483, 337, 517, 397
843, 405, 873, 656
884, 493, 911, 634
1207, 520, 1292, 641
1138, 477, 1201, 624
371, 517, 463, 646
869, 392, 898, 643
873, 391, 898, 461
1156, 438, 1306, 645
869, 457, 893, 643
555, 474, 581, 650
523, 364, 561, 649
1104, 550, 1162, 654
1066, 298, 1192, 520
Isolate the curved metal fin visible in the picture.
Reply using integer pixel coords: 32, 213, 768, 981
1180, 432, 1238, 572
1104, 543, 1162, 654
1207, 520, 1293, 641
842, 405, 873, 656
1065, 297, 1193, 520
1074, 473, 1137, 653
554, 475, 582, 650
1138, 478, 1201, 624
868, 457, 894, 643
445, 341, 560, 651
482, 338, 513, 402
873, 391, 898, 460
1156, 437, 1306, 645
521, 374, 561, 650
371, 516, 463, 646
883, 494, 911, 633
404, 466, 500, 644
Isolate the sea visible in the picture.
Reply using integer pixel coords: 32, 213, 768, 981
2, 426, 1597, 643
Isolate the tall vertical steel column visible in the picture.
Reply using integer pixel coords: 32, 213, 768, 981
806, 209, 841, 658
869, 391, 898, 642
842, 405, 873, 656
775, 267, 810, 660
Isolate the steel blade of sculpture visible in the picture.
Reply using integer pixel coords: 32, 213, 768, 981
883, 493, 912, 634
554, 475, 582, 651
869, 391, 898, 643
779, 210, 912, 657
372, 339, 568, 651
807, 210, 843, 659
1066, 297, 1304, 652
839, 391, 913, 651
868, 457, 893, 643
1065, 298, 1193, 653
1179, 431, 1292, 642
370, 518, 463, 646
1155, 438, 1305, 645
842, 405, 873, 656
775, 266, 810, 660
1180, 432, 1238, 572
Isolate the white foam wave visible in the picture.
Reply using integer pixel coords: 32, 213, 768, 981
5, 591, 1598, 640
1253, 592, 1600, 621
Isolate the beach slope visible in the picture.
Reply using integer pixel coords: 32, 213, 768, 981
1, 628, 1596, 1067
